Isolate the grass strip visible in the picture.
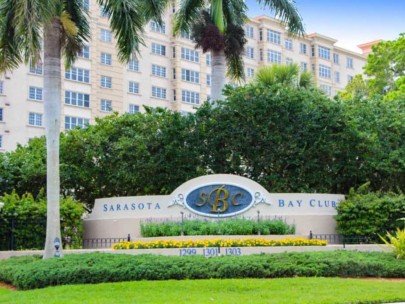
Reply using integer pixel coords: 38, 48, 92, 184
1, 278, 405, 304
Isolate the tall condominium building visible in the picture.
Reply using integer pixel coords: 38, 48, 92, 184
0, 2, 367, 152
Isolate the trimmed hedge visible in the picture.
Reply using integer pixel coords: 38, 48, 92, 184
141, 218, 295, 237
1, 251, 405, 290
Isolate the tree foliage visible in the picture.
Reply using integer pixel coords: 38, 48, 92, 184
0, 85, 404, 209
340, 33, 405, 101
364, 33, 405, 97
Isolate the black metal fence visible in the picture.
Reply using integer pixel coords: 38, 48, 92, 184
0, 215, 84, 250
0, 215, 47, 251
309, 231, 374, 247
83, 237, 129, 249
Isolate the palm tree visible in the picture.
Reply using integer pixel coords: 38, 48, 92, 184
174, 0, 305, 101
255, 63, 314, 89
0, 0, 168, 258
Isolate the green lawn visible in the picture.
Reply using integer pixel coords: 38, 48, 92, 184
1, 278, 405, 304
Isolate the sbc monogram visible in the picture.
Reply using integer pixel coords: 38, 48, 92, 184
195, 185, 243, 213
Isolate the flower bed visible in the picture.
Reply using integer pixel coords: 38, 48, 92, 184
112, 237, 327, 249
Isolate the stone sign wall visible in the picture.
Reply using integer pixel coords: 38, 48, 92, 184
84, 174, 345, 239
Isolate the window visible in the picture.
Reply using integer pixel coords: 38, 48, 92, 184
286, 57, 293, 65
333, 53, 339, 64
101, 99, 112, 112
300, 62, 307, 72
29, 86, 43, 101
173, 68, 176, 79
259, 28, 263, 41
182, 90, 200, 105
260, 49, 263, 61
65, 67, 90, 83
65, 91, 90, 107
206, 74, 211, 86
320, 85, 332, 96
334, 71, 340, 83
100, 75, 112, 88
285, 39, 293, 50
300, 43, 307, 54
101, 52, 112, 65
152, 86, 166, 99
82, 0, 89, 11
100, 29, 112, 42
0, 135, 2, 148
128, 59, 139, 71
65, 116, 89, 130
151, 43, 166, 56
129, 104, 139, 114
267, 29, 281, 44
0, 81, 3, 94
347, 75, 354, 82
206, 54, 211, 66
128, 81, 139, 94
181, 47, 199, 62
100, 5, 108, 17
246, 47, 254, 59
173, 89, 176, 101
319, 64, 331, 78
245, 25, 254, 38
150, 20, 165, 34
267, 50, 281, 64
247, 67, 254, 77
152, 64, 166, 77
311, 45, 315, 57
0, 108, 3, 121
181, 68, 199, 83
78, 45, 90, 59
181, 31, 192, 40
318, 46, 330, 60
29, 112, 42, 126
29, 62, 43, 75
173, 47, 176, 58
347, 57, 353, 68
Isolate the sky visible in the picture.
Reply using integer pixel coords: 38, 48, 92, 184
245, 0, 405, 53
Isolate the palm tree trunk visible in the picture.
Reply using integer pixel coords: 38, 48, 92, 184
43, 18, 62, 259
211, 50, 226, 102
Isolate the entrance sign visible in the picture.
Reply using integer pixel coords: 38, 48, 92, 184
84, 174, 345, 239
185, 184, 254, 217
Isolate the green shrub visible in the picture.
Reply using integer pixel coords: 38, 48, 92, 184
0, 191, 84, 250
1, 251, 405, 290
140, 218, 295, 237
336, 184, 405, 241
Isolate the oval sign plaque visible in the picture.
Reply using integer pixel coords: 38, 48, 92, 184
185, 184, 254, 217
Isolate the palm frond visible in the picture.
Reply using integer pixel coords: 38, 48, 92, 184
138, 0, 169, 26
62, 0, 90, 67
224, 23, 246, 80
255, 65, 277, 86
257, 0, 304, 35
173, 0, 205, 35
0, 0, 23, 72
222, 0, 248, 26
13, 0, 55, 65
226, 52, 245, 82
299, 71, 314, 89
98, 0, 145, 62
